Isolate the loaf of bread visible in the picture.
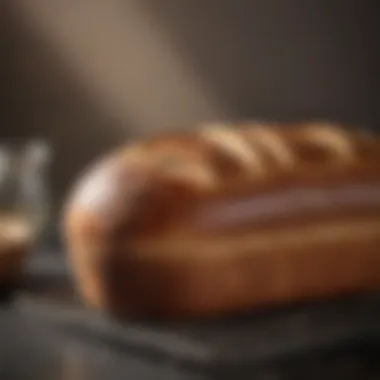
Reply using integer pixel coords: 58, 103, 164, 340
63, 121, 380, 318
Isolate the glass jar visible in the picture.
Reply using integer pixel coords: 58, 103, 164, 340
0, 139, 52, 294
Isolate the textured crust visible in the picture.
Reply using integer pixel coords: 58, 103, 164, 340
64, 121, 380, 318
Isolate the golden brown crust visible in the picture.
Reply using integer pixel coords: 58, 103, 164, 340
63, 121, 380, 318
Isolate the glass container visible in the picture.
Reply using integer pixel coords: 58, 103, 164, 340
0, 139, 52, 292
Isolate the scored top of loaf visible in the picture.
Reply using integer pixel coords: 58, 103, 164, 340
116, 121, 378, 191
64, 121, 379, 241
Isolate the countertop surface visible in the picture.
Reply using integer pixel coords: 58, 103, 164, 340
2, 304, 380, 380
0, 306, 209, 380
1, 252, 195, 380
1, 251, 380, 380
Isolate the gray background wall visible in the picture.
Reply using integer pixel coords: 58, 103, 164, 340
2, 0, 379, 208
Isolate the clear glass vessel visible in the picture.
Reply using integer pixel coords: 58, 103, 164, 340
0, 139, 52, 291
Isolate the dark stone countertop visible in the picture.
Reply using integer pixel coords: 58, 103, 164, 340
1, 250, 380, 380
0, 306, 213, 380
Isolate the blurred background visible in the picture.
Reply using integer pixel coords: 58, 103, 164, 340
1, 1, 380, 379
2, 0, 379, 212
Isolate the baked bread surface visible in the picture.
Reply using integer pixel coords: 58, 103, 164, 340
64, 122, 380, 318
